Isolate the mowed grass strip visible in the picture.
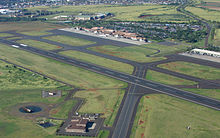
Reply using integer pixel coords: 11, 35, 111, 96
0, 33, 13, 37
74, 89, 125, 126
158, 61, 220, 80
182, 88, 220, 100
60, 50, 134, 74
17, 39, 62, 50
0, 43, 127, 89
146, 70, 197, 85
19, 31, 52, 36
89, 45, 166, 63
131, 94, 220, 138
43, 35, 96, 46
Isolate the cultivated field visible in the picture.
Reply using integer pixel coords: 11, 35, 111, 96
158, 61, 220, 80
131, 94, 220, 138
186, 6, 220, 22
74, 89, 125, 126
43, 35, 96, 46
0, 43, 127, 89
28, 4, 193, 23
59, 50, 134, 74
146, 70, 197, 86
17, 39, 62, 50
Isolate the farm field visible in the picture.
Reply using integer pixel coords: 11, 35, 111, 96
199, 1, 220, 11
182, 88, 220, 100
59, 50, 134, 74
17, 39, 62, 50
214, 29, 220, 46
131, 94, 220, 138
73, 89, 125, 126
43, 35, 96, 46
0, 21, 64, 32
28, 4, 193, 22
186, 6, 220, 22
89, 45, 166, 63
158, 61, 220, 80
146, 70, 197, 86
0, 43, 127, 89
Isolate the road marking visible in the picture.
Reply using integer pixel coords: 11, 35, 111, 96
105, 71, 114, 74
79, 63, 88, 66
119, 75, 129, 79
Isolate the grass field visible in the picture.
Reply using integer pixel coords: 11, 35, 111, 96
19, 31, 52, 36
214, 29, 220, 46
0, 33, 13, 37
17, 39, 62, 50
44, 35, 96, 46
146, 70, 197, 85
59, 50, 134, 74
28, 4, 193, 22
50, 99, 77, 119
89, 45, 166, 63
158, 61, 220, 80
7, 36, 23, 40
74, 89, 125, 126
0, 21, 64, 32
0, 43, 127, 89
182, 88, 220, 100
186, 6, 220, 22
131, 94, 220, 138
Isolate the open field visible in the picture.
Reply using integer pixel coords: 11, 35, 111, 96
7, 37, 23, 40
0, 21, 64, 32
131, 94, 220, 138
146, 70, 197, 86
182, 88, 220, 100
214, 29, 220, 46
0, 43, 127, 89
186, 6, 220, 22
158, 61, 220, 80
74, 89, 125, 126
28, 4, 193, 22
17, 39, 62, 50
50, 99, 77, 119
0, 33, 13, 37
19, 31, 52, 36
89, 45, 166, 63
59, 50, 134, 74
44, 35, 96, 46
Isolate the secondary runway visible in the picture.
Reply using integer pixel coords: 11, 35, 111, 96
2, 39, 220, 112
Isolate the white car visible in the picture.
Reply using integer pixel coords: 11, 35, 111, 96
11, 45, 19, 48
20, 44, 27, 47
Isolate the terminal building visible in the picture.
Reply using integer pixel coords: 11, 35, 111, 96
190, 49, 220, 58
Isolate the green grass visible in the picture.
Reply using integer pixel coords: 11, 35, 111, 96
0, 33, 13, 37
0, 21, 64, 32
158, 61, 220, 80
50, 99, 77, 119
28, 4, 193, 23
17, 39, 62, 50
74, 89, 125, 126
19, 31, 52, 36
146, 70, 198, 85
214, 29, 220, 46
186, 6, 220, 22
131, 94, 220, 138
0, 43, 127, 89
59, 50, 134, 74
89, 45, 166, 63
7, 36, 23, 40
182, 88, 220, 100
43, 35, 96, 46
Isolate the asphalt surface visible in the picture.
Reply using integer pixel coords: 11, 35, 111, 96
2, 39, 220, 111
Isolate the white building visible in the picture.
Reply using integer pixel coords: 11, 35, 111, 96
190, 49, 220, 58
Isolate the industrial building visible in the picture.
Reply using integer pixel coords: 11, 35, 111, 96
190, 49, 220, 58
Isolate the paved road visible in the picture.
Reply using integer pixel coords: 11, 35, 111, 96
2, 39, 220, 112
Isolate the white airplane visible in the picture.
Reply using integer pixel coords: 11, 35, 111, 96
11, 45, 19, 48
20, 44, 28, 47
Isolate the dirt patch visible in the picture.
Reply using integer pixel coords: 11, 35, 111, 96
139, 120, 144, 125
138, 14, 156, 18
141, 133, 144, 138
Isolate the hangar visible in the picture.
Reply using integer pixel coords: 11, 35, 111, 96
190, 49, 220, 58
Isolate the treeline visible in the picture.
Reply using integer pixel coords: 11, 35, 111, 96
0, 17, 46, 22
